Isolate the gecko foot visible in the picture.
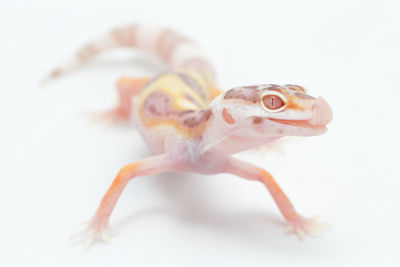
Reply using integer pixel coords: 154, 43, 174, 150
81, 109, 130, 127
285, 215, 331, 240
70, 219, 119, 251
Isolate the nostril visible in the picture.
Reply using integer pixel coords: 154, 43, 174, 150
310, 97, 333, 126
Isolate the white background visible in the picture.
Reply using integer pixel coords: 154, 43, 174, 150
1, 0, 400, 266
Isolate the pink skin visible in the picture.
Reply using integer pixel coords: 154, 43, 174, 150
310, 97, 333, 126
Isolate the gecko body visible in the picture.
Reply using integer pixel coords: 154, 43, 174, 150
46, 24, 333, 247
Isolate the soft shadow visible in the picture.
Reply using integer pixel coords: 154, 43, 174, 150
116, 172, 291, 247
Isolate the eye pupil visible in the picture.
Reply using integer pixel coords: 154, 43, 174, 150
262, 95, 284, 110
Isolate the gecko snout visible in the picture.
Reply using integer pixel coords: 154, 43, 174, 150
309, 97, 333, 126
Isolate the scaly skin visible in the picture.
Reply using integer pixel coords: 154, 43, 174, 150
45, 24, 333, 249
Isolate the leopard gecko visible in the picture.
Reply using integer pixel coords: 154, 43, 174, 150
44, 24, 333, 248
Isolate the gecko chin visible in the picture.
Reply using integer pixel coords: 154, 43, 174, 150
267, 118, 328, 136
268, 118, 327, 130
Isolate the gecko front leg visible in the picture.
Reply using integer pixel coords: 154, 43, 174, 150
71, 154, 175, 249
221, 157, 330, 240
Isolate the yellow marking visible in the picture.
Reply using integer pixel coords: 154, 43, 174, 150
178, 69, 212, 100
137, 73, 207, 111
176, 97, 200, 110
139, 116, 208, 138
137, 71, 216, 138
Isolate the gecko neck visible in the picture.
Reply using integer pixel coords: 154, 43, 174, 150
199, 95, 282, 158
204, 134, 280, 158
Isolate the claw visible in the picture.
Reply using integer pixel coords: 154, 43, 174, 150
69, 226, 90, 240
285, 215, 331, 240
101, 232, 111, 243
84, 235, 96, 252
70, 219, 119, 250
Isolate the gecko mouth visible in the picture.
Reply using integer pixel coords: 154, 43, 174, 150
267, 118, 327, 130
266, 97, 332, 130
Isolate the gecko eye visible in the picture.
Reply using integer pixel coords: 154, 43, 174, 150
260, 91, 287, 112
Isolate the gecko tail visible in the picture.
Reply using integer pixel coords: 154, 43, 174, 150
40, 31, 123, 86
41, 24, 215, 86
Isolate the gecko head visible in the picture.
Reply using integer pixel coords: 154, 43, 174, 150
218, 84, 333, 138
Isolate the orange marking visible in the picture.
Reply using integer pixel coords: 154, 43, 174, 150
286, 100, 305, 110
258, 168, 297, 220
222, 108, 235, 124
286, 93, 306, 110
97, 163, 139, 217
259, 169, 289, 201
209, 86, 222, 100
267, 88, 305, 110
116, 77, 149, 89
